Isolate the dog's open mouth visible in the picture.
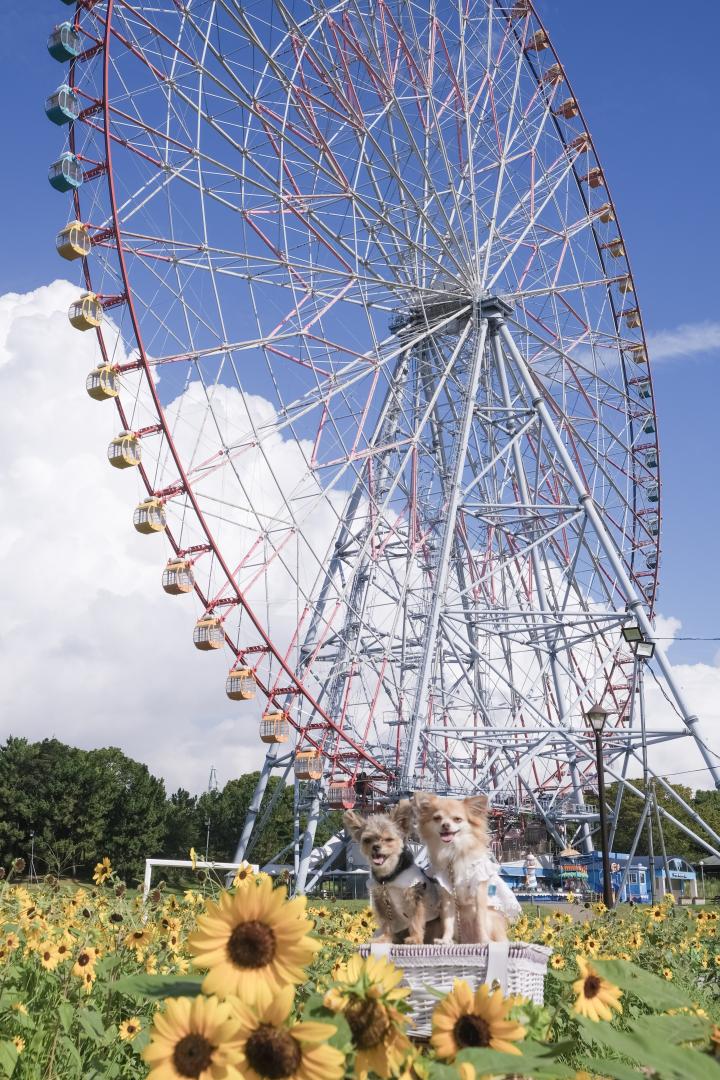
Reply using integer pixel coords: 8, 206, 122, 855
371, 853, 388, 866
440, 830, 458, 843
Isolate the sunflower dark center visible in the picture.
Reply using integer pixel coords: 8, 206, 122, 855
345, 998, 390, 1050
245, 1025, 302, 1079
172, 1033, 216, 1078
227, 920, 276, 969
454, 1013, 492, 1049
583, 975, 602, 999
77, 953, 91, 967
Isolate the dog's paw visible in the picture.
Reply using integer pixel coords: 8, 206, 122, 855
404, 934, 423, 945
434, 935, 455, 945
373, 933, 393, 944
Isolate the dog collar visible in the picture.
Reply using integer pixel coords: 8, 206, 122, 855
372, 845, 414, 884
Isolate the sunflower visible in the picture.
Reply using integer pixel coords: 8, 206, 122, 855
12, 1037, 25, 1054
125, 928, 154, 950
572, 956, 623, 1022
628, 932, 643, 950
190, 847, 198, 871
229, 983, 344, 1080
93, 857, 113, 885
431, 980, 526, 1061
231, 862, 256, 887
649, 906, 665, 923
72, 949, 97, 979
38, 941, 61, 971
323, 955, 412, 1078
188, 878, 318, 1004
550, 954, 566, 970
119, 1018, 142, 1042
662, 968, 673, 980
144, 995, 243, 1080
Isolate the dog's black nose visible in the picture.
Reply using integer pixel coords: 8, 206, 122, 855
371, 843, 381, 853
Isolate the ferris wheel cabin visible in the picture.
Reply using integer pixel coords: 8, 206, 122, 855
69, 293, 102, 331
47, 23, 82, 62
45, 84, 79, 125
133, 498, 167, 535
86, 363, 118, 401
294, 749, 323, 781
48, 152, 83, 193
226, 667, 256, 701
107, 431, 141, 470
193, 615, 224, 650
56, 221, 91, 261
260, 712, 290, 744
161, 559, 194, 595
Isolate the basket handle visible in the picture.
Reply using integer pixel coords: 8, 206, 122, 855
485, 941, 510, 993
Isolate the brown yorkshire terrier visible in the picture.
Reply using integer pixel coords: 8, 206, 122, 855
343, 800, 442, 944
413, 792, 521, 944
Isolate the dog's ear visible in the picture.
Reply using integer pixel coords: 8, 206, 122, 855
343, 809, 366, 841
412, 791, 434, 815
390, 799, 414, 836
464, 794, 488, 819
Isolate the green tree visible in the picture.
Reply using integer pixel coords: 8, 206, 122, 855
601, 779, 720, 863
163, 788, 201, 859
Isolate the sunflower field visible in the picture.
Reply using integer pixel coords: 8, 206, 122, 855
1, 859, 719, 1079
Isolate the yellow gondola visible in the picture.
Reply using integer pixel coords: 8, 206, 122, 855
69, 292, 102, 331
226, 667, 257, 701
260, 712, 290, 744
554, 97, 579, 120
193, 614, 224, 650
133, 497, 167, 535
294, 749, 323, 780
162, 558, 194, 595
56, 221, 91, 261
524, 29, 548, 51
107, 431, 141, 469
86, 363, 118, 401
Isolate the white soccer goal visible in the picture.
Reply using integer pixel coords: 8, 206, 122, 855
142, 859, 258, 900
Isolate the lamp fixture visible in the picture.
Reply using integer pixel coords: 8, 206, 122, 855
635, 640, 656, 660
585, 702, 610, 734
622, 622, 643, 644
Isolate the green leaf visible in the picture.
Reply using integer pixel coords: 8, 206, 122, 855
59, 1035, 83, 1075
301, 993, 353, 1053
0, 1042, 17, 1079
629, 1011, 711, 1045
113, 973, 204, 1000
575, 1016, 717, 1080
578, 1055, 643, 1080
77, 1007, 106, 1042
58, 1002, 75, 1035
456, 1041, 576, 1078
588, 958, 689, 1011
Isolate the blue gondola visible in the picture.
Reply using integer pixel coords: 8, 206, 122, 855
45, 84, 79, 125
48, 152, 83, 192
48, 23, 82, 62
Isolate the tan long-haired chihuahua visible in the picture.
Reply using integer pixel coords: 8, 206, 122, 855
413, 792, 519, 944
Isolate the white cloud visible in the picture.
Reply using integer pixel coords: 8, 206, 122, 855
646, 320, 720, 363
0, 281, 267, 794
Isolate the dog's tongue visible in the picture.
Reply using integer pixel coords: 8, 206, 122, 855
372, 854, 386, 865
441, 833, 455, 843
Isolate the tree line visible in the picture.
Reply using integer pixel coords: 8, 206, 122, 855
0, 737, 339, 883
2, 737, 718, 884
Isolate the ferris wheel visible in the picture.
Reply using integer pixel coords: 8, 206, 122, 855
47, 0, 720, 887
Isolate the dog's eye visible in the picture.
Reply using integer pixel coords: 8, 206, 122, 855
433, 814, 442, 822
453, 816, 462, 823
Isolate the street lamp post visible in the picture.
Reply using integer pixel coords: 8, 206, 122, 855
585, 703, 614, 909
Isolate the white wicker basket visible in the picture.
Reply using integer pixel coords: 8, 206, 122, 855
358, 942, 552, 1037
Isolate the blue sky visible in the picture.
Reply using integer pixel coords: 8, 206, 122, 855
5, 0, 720, 672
